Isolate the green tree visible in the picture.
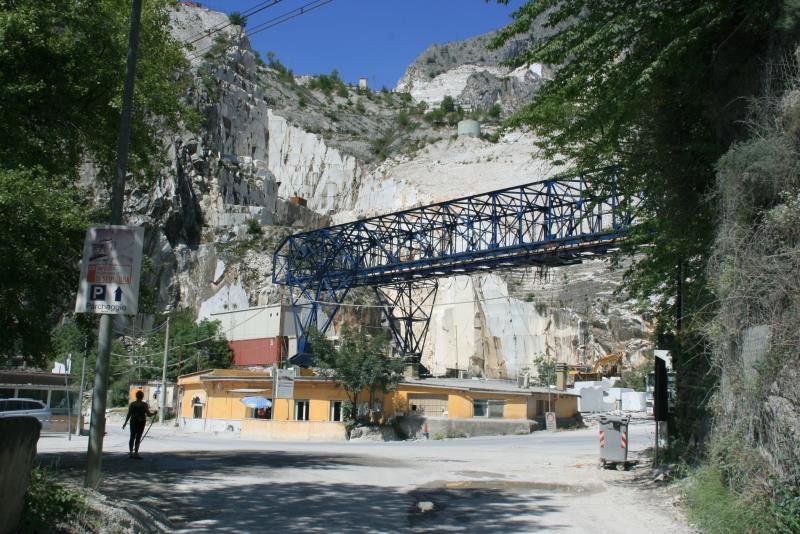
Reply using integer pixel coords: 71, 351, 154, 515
533, 355, 555, 386
0, 1, 194, 365
493, 0, 800, 447
228, 11, 247, 28
440, 95, 456, 113
0, 169, 92, 364
310, 326, 404, 423
139, 310, 232, 381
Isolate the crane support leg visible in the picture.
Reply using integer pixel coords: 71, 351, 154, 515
375, 279, 438, 364
288, 279, 350, 366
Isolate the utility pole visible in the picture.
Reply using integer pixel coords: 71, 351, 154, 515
454, 324, 459, 372
85, 0, 143, 489
159, 316, 170, 423
65, 354, 72, 441
76, 336, 89, 437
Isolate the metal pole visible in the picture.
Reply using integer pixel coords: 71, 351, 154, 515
85, 0, 143, 489
66, 354, 72, 441
159, 316, 170, 423
76, 338, 88, 436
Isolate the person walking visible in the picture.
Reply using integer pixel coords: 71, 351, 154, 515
123, 390, 157, 459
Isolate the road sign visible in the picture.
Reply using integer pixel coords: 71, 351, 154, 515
545, 411, 557, 432
273, 367, 295, 399
75, 226, 144, 315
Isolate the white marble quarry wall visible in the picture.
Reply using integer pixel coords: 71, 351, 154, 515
422, 274, 585, 379
266, 110, 362, 214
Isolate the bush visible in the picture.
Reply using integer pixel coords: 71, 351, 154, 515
396, 111, 412, 130
616, 358, 653, 390
246, 218, 263, 235
19, 466, 85, 532
370, 131, 396, 160
228, 11, 247, 28
685, 466, 768, 534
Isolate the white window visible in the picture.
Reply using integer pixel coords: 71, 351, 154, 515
473, 399, 504, 418
295, 400, 310, 421
408, 395, 448, 416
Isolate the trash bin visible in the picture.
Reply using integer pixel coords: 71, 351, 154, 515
598, 414, 630, 470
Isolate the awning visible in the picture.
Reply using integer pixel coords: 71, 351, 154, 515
240, 396, 272, 409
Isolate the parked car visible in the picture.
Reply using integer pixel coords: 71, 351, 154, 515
0, 398, 52, 429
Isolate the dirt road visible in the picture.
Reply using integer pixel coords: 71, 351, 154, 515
37, 419, 688, 533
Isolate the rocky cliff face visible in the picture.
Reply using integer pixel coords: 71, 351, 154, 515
108, 5, 652, 379
394, 29, 551, 113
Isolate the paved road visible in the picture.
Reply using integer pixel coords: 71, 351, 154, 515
37, 419, 688, 533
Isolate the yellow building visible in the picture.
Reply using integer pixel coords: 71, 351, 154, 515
176, 369, 579, 441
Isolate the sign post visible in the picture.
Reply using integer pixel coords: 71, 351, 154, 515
272, 366, 295, 419
75, 226, 144, 316
545, 411, 557, 432
77, 225, 144, 488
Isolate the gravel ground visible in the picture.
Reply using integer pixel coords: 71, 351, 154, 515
36, 417, 689, 533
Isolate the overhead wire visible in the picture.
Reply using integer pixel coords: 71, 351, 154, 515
182, 0, 283, 46
187, 0, 335, 61
112, 304, 276, 360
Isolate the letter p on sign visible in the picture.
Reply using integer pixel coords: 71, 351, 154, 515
90, 284, 106, 301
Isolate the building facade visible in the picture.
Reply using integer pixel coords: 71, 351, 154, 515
210, 305, 295, 367
177, 369, 579, 440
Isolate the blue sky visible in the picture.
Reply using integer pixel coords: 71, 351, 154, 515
198, 0, 526, 89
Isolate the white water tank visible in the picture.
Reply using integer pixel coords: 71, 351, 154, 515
457, 119, 481, 137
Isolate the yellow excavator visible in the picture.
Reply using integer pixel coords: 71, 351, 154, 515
569, 352, 624, 382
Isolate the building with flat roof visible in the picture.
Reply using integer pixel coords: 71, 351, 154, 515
0, 370, 80, 432
210, 304, 296, 367
176, 369, 578, 440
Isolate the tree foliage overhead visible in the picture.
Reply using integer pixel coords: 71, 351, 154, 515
0, 0, 192, 178
0, 1, 194, 365
492, 0, 798, 328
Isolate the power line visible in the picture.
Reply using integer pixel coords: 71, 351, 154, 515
112, 304, 276, 359
188, 0, 334, 61
182, 0, 283, 46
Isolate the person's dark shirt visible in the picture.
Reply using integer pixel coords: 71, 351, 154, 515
127, 400, 151, 424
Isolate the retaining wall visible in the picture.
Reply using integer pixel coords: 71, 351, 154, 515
0, 417, 40, 533
397, 416, 537, 439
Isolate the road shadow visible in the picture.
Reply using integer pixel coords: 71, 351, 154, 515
36, 450, 568, 532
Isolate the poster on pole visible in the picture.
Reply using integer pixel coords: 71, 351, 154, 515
75, 225, 144, 315
273, 366, 295, 399
545, 411, 557, 432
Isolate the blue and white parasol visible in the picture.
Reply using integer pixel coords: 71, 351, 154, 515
240, 396, 272, 409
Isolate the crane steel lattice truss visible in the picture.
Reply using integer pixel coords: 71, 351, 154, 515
272, 173, 635, 364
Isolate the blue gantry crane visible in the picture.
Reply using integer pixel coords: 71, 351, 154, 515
272, 172, 635, 366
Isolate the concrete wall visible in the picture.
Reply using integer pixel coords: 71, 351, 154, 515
180, 417, 242, 434
210, 304, 293, 340
241, 419, 346, 441
0, 417, 40, 533
397, 416, 537, 439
